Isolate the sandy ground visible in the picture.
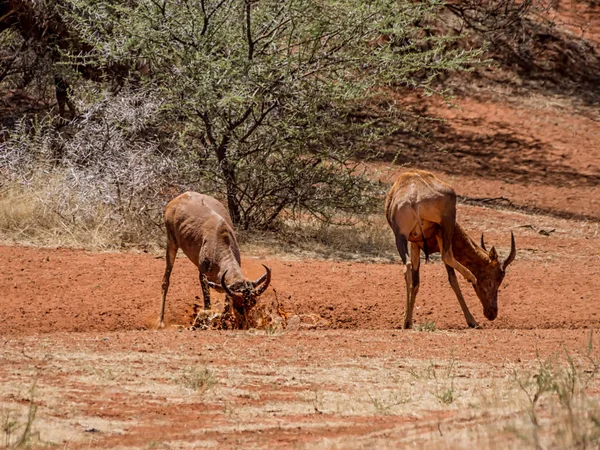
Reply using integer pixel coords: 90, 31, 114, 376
1, 328, 599, 449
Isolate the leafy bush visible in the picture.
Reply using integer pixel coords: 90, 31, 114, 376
1, 0, 483, 246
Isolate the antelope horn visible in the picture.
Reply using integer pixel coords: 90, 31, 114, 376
220, 270, 239, 299
480, 233, 487, 251
502, 231, 516, 270
252, 265, 271, 297
251, 264, 270, 287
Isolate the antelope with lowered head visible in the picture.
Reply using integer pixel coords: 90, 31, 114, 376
158, 192, 271, 329
385, 170, 516, 329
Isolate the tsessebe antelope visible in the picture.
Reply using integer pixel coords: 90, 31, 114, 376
385, 170, 516, 329
158, 192, 271, 328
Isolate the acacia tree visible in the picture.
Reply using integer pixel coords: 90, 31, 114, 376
59, 0, 481, 229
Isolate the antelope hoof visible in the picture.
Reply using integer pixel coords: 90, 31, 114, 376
468, 321, 481, 329
403, 320, 413, 329
157, 320, 165, 329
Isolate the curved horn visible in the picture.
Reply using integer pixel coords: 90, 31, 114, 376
220, 270, 237, 298
251, 264, 270, 287
502, 231, 516, 270
206, 280, 224, 293
480, 233, 487, 251
252, 265, 271, 297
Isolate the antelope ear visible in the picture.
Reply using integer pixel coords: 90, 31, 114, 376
489, 247, 499, 262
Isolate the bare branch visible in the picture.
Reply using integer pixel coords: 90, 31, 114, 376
244, 0, 254, 60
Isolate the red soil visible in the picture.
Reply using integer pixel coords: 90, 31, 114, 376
1, 218, 598, 336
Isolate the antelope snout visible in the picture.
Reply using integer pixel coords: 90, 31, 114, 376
484, 307, 498, 321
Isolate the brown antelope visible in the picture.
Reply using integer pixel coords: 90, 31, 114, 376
158, 192, 271, 328
385, 170, 516, 329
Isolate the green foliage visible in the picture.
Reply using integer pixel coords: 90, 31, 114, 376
512, 335, 600, 449
367, 390, 409, 415
55, 0, 483, 229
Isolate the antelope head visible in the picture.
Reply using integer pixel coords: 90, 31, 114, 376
474, 232, 516, 321
215, 264, 272, 315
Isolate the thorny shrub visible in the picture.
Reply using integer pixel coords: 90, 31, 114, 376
0, 89, 198, 248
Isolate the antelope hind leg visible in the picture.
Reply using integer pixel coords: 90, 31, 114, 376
403, 262, 414, 329
408, 242, 421, 327
392, 232, 414, 329
159, 233, 178, 328
404, 243, 422, 329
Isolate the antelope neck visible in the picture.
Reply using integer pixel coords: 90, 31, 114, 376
218, 252, 245, 285
452, 223, 490, 278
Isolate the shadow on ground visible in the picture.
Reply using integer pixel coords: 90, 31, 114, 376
380, 106, 597, 183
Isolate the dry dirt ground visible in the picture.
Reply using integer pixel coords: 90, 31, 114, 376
2, 2, 600, 448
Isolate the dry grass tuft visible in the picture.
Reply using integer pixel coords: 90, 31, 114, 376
240, 214, 397, 262
1, 379, 40, 449
414, 321, 437, 332
0, 175, 164, 251
507, 343, 600, 449
178, 367, 216, 394
0, 173, 396, 262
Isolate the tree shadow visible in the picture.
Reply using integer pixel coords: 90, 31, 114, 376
377, 105, 599, 190
446, 4, 600, 106
487, 16, 600, 105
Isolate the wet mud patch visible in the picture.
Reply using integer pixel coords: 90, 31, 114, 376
186, 295, 289, 331
186, 295, 333, 332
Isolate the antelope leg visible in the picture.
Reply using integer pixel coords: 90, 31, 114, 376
408, 242, 421, 325
436, 232, 477, 284
159, 232, 178, 328
445, 264, 479, 329
404, 243, 422, 329
403, 262, 414, 329
199, 272, 211, 310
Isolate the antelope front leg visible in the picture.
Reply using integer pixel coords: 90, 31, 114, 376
445, 265, 479, 329
436, 234, 477, 284
199, 272, 211, 310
